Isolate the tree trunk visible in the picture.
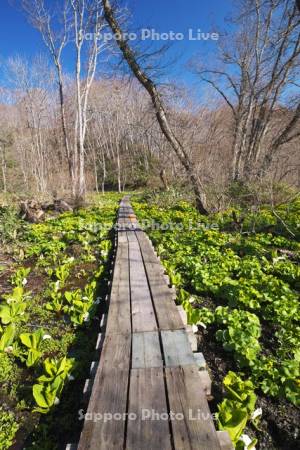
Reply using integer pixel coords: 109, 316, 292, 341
101, 147, 106, 194
160, 169, 169, 191
0, 145, 7, 193
57, 65, 73, 183
102, 0, 208, 215
117, 149, 121, 193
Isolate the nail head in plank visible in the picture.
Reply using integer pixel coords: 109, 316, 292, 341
194, 352, 207, 370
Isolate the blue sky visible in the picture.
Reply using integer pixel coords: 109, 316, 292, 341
0, 0, 233, 86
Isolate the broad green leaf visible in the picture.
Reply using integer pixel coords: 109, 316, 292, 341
0, 324, 16, 351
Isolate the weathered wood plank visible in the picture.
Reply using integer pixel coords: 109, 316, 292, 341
99, 333, 131, 372
136, 231, 185, 331
105, 240, 131, 335
161, 330, 196, 367
126, 368, 172, 450
105, 301, 131, 335
117, 231, 128, 243
132, 332, 162, 369
78, 334, 131, 450
128, 234, 157, 333
135, 230, 161, 264
165, 365, 221, 450
78, 369, 128, 450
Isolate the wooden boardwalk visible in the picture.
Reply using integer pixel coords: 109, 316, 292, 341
75, 197, 231, 450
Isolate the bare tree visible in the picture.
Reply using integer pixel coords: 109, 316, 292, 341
21, 0, 107, 201
21, 0, 74, 183
194, 0, 300, 182
101, 0, 209, 214
7, 55, 56, 193
70, 0, 107, 200
0, 141, 8, 192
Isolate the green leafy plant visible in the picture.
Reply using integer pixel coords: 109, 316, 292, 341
54, 264, 70, 285
0, 324, 16, 352
11, 267, 31, 288
19, 329, 49, 367
0, 195, 118, 449
2, 286, 26, 304
99, 239, 112, 259
164, 262, 182, 286
251, 355, 300, 406
64, 289, 94, 326
33, 356, 74, 413
217, 372, 258, 449
0, 302, 27, 325
83, 280, 97, 303
215, 307, 261, 367
0, 352, 20, 395
47, 264, 71, 287
45, 290, 64, 317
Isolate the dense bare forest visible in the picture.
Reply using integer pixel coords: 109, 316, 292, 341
0, 0, 298, 209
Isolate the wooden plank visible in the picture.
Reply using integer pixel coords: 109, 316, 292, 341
105, 302, 131, 335
126, 368, 172, 450
128, 234, 157, 333
132, 332, 162, 369
78, 369, 128, 450
136, 230, 184, 329
117, 231, 128, 244
136, 232, 184, 331
165, 365, 221, 450
78, 334, 131, 450
161, 330, 196, 367
146, 268, 184, 331
98, 333, 131, 372
105, 241, 131, 335
135, 230, 160, 264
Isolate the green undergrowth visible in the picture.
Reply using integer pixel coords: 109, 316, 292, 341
0, 193, 122, 449
132, 192, 300, 449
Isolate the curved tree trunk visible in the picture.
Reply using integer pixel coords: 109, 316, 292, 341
102, 0, 208, 215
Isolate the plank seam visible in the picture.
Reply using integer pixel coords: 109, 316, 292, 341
123, 230, 132, 450
135, 229, 175, 450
